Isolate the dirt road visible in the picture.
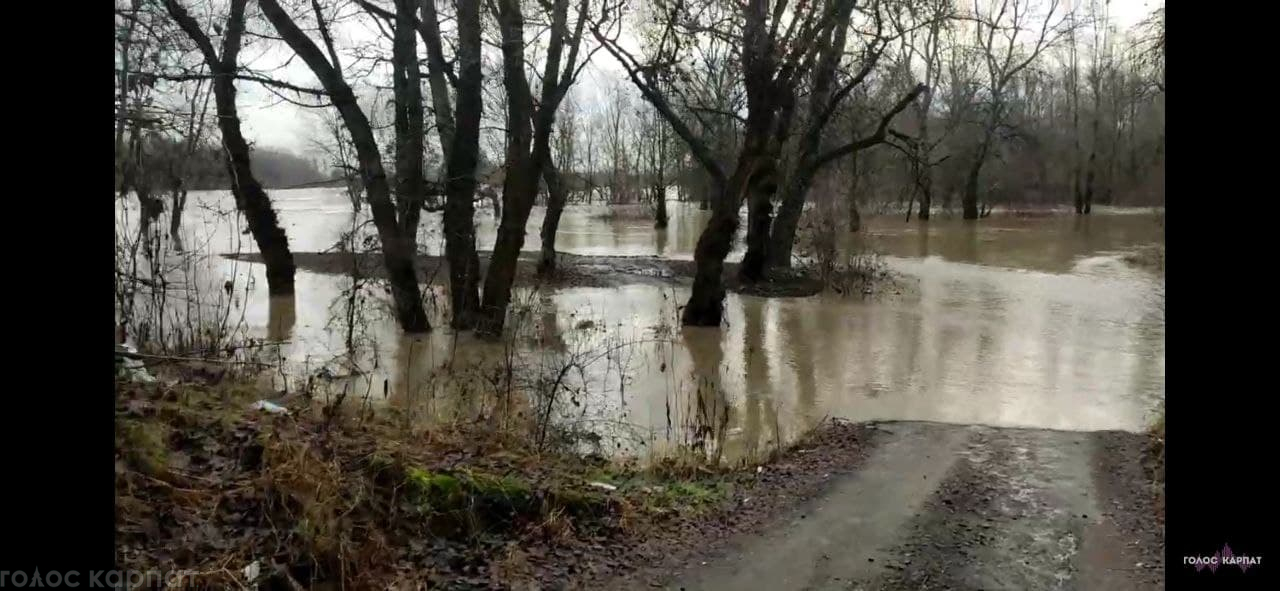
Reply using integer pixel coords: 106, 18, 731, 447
652, 421, 1163, 590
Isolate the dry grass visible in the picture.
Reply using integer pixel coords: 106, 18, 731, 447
114, 372, 749, 589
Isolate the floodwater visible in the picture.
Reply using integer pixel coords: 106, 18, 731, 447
116, 189, 1164, 461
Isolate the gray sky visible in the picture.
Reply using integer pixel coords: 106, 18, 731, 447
238, 0, 1160, 156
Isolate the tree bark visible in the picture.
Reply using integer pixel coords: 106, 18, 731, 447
393, 0, 427, 251
738, 174, 775, 282
438, 0, 483, 329
682, 173, 743, 326
962, 123, 994, 221
260, 0, 427, 330
477, 0, 584, 337
765, 171, 811, 268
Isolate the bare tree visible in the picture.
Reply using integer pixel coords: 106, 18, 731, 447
595, 0, 886, 324
166, 74, 213, 252
755, 0, 927, 274
260, 0, 430, 331
1078, 0, 1113, 215
961, 0, 1068, 219
477, 0, 593, 336
164, 0, 297, 295
423, 0, 486, 328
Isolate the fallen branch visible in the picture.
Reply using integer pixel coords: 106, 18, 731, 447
116, 351, 277, 368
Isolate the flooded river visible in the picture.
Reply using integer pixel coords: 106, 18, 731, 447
116, 189, 1164, 461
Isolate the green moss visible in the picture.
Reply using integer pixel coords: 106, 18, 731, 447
645, 479, 731, 513
404, 468, 464, 507
118, 419, 170, 476
403, 467, 535, 516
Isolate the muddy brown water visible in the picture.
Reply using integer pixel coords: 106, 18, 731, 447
116, 189, 1164, 461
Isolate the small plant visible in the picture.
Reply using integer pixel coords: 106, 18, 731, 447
794, 204, 892, 295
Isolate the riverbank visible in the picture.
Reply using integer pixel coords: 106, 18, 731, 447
115, 373, 877, 589
227, 251, 908, 298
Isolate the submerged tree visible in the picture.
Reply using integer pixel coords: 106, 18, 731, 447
961, 0, 1069, 220
422, 0, 486, 329
260, 0, 430, 331
596, 0, 924, 323
476, 0, 593, 337
163, 0, 297, 295
757, 0, 927, 272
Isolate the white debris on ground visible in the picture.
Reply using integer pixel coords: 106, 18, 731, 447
250, 400, 291, 415
115, 343, 156, 383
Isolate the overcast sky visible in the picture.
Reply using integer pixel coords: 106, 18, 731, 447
236, 0, 1160, 156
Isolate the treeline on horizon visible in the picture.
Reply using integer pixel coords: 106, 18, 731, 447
118, 136, 332, 191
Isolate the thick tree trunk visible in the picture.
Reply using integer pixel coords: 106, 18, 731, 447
439, 0, 483, 328
477, 0, 578, 337
260, 0, 427, 330
682, 200, 739, 326
213, 73, 295, 295
682, 159, 755, 326
478, 161, 540, 336
739, 182, 773, 283
765, 173, 811, 268
538, 155, 568, 274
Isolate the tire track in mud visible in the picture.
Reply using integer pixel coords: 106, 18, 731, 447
667, 422, 1162, 591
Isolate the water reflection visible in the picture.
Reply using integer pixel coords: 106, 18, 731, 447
267, 295, 296, 342
118, 189, 1165, 462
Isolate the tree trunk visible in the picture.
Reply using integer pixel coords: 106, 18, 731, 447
682, 197, 739, 326
538, 155, 568, 274
765, 172, 811, 268
962, 155, 982, 221
260, 0, 427, 330
166, 0, 296, 295
169, 186, 187, 252
1083, 150, 1096, 214
918, 171, 933, 221
478, 160, 539, 336
683, 158, 756, 326
654, 186, 669, 228
737, 163, 773, 283
477, 0, 578, 337
212, 65, 295, 295
393, 0, 427, 252
439, 0, 483, 328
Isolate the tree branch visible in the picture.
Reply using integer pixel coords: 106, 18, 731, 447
812, 83, 927, 172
